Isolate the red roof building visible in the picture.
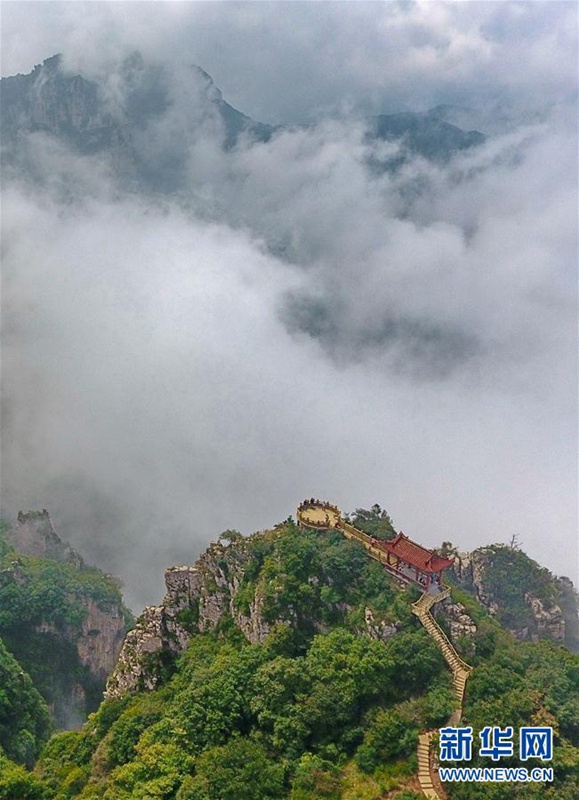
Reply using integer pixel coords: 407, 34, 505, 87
379, 532, 453, 588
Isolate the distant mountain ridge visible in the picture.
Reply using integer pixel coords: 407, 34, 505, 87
1, 53, 485, 194
1, 53, 274, 193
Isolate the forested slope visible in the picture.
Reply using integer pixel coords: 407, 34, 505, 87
0, 515, 132, 733
18, 515, 578, 800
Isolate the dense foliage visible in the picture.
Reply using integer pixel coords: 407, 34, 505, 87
232, 518, 417, 645
0, 751, 51, 800
0, 521, 133, 727
0, 636, 52, 767
345, 505, 397, 541
36, 625, 451, 798
3, 514, 578, 798
0, 531, 129, 632
475, 546, 559, 630
445, 542, 567, 635
446, 635, 579, 799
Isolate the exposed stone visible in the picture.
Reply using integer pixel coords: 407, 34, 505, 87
450, 543, 577, 648
6, 510, 84, 567
76, 599, 127, 681
105, 606, 166, 698
106, 540, 254, 698
107, 534, 579, 700
363, 606, 398, 642
107, 532, 338, 698
520, 593, 565, 643
1, 510, 130, 726
233, 592, 272, 644
441, 601, 477, 641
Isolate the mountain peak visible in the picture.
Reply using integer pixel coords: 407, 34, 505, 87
6, 509, 84, 567
37, 53, 63, 72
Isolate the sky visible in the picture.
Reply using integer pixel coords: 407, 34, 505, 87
1, 1, 577, 610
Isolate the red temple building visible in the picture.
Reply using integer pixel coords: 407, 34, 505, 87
377, 531, 453, 589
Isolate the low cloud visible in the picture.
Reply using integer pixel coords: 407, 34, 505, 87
2, 3, 576, 125
1, 5, 576, 609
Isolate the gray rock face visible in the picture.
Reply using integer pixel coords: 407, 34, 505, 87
0, 510, 129, 726
440, 600, 477, 642
450, 544, 576, 648
2, 53, 487, 198
104, 606, 166, 697
6, 510, 84, 567
521, 593, 565, 644
76, 598, 127, 681
107, 535, 354, 699
3, 513, 127, 680
363, 606, 399, 642
106, 539, 269, 698
1, 53, 273, 193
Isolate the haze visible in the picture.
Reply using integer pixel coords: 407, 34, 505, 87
1, 1, 577, 610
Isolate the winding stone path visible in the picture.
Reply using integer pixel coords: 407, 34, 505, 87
296, 500, 473, 799
411, 589, 472, 797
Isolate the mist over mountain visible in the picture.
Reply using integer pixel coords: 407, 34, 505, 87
1, 53, 485, 193
1, 2, 577, 612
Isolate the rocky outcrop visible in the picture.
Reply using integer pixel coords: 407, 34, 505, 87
76, 599, 128, 681
0, 510, 130, 727
104, 606, 167, 697
107, 535, 352, 699
105, 540, 268, 699
0, 53, 273, 193
6, 510, 84, 567
363, 607, 399, 642
440, 600, 477, 642
520, 593, 565, 644
450, 544, 577, 648
106, 533, 579, 700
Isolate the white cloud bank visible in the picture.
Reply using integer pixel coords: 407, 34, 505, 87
1, 3, 576, 608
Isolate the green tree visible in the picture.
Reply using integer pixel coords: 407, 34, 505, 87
176, 738, 286, 800
0, 753, 50, 800
0, 637, 52, 767
346, 505, 397, 540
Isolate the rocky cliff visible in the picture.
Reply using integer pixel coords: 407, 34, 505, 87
106, 528, 411, 699
2, 53, 485, 197
30, 518, 579, 800
6, 509, 83, 567
0, 52, 272, 193
105, 539, 269, 698
0, 512, 132, 727
106, 528, 577, 700
450, 543, 577, 650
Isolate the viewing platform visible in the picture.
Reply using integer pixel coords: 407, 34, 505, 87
297, 499, 453, 591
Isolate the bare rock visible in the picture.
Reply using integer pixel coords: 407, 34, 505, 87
6, 510, 83, 567
520, 593, 565, 643
441, 601, 477, 641
363, 607, 398, 642
104, 606, 165, 698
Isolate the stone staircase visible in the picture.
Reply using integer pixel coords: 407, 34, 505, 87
412, 590, 472, 710
296, 502, 473, 799
412, 588, 473, 797
417, 732, 441, 799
